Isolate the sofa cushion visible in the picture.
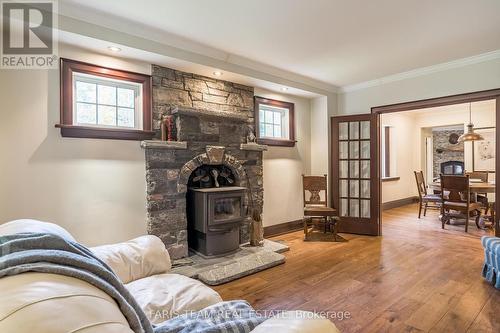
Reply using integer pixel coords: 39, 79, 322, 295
91, 235, 171, 284
0, 219, 75, 241
0, 272, 135, 333
125, 273, 223, 324
250, 311, 339, 333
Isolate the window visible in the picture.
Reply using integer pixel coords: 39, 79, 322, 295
58, 58, 153, 140
381, 125, 399, 181
254, 96, 295, 146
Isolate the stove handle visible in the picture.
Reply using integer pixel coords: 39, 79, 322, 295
208, 226, 235, 233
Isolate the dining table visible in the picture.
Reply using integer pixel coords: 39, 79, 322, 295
429, 179, 496, 193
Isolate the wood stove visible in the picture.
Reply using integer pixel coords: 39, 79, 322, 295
187, 186, 246, 257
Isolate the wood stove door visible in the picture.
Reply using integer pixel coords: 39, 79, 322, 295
331, 114, 380, 236
207, 191, 245, 226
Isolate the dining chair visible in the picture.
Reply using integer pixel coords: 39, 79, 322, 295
302, 174, 339, 240
440, 174, 482, 232
414, 171, 441, 218
465, 171, 489, 213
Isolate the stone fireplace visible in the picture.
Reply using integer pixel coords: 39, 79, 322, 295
141, 65, 267, 259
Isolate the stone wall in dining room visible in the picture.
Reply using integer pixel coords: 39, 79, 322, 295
432, 128, 464, 178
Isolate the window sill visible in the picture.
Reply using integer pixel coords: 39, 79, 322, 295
381, 176, 400, 182
257, 138, 296, 147
56, 124, 155, 141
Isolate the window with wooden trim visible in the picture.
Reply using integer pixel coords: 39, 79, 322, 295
381, 125, 399, 181
254, 96, 295, 147
57, 58, 154, 140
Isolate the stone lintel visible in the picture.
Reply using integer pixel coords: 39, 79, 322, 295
240, 143, 268, 151
172, 106, 247, 122
141, 140, 188, 149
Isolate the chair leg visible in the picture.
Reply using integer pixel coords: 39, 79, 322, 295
475, 210, 482, 229
418, 202, 422, 219
324, 217, 327, 233
303, 217, 308, 239
423, 203, 428, 217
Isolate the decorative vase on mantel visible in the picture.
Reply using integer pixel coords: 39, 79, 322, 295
161, 115, 175, 141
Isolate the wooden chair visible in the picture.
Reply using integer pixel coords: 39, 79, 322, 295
414, 171, 441, 218
440, 174, 482, 232
302, 174, 339, 240
465, 171, 489, 213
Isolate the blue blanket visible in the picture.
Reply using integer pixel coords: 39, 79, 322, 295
0, 233, 264, 333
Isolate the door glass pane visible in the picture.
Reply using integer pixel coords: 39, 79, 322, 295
349, 161, 359, 178
339, 122, 348, 140
340, 180, 348, 197
340, 161, 348, 178
349, 199, 359, 217
349, 141, 359, 159
349, 180, 359, 198
360, 141, 370, 159
339, 142, 348, 159
361, 180, 370, 198
360, 121, 370, 139
361, 160, 370, 179
341, 199, 348, 217
349, 122, 359, 139
361, 200, 370, 218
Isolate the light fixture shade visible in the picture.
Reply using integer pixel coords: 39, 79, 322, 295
458, 124, 484, 142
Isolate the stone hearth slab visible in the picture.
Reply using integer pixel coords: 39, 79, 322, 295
198, 251, 285, 286
171, 239, 288, 285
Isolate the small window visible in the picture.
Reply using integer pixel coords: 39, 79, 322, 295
254, 96, 295, 147
381, 125, 399, 181
58, 58, 153, 140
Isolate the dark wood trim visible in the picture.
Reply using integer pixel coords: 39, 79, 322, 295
381, 176, 400, 182
58, 58, 154, 140
372, 89, 500, 114
263, 219, 303, 237
55, 124, 155, 141
254, 96, 295, 147
384, 126, 390, 177
382, 196, 419, 211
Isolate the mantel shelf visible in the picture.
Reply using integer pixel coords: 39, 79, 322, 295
140, 140, 188, 149
172, 107, 248, 122
240, 143, 268, 151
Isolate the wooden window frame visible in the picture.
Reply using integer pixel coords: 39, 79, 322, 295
254, 96, 296, 147
57, 58, 154, 140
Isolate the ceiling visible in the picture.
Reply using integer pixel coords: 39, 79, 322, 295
60, 0, 500, 88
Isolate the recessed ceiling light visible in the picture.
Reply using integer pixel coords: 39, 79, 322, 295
281, 87, 288, 91
108, 46, 121, 52
213, 71, 223, 77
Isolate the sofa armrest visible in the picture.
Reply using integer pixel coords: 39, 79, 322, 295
90, 235, 171, 284
250, 311, 340, 333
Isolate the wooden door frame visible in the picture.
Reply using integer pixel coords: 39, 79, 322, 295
371, 88, 500, 237
330, 114, 381, 236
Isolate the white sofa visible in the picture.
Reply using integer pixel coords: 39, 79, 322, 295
0, 219, 339, 333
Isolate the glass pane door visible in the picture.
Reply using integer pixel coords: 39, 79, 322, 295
332, 114, 380, 235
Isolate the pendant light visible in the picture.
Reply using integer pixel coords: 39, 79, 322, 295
458, 103, 484, 142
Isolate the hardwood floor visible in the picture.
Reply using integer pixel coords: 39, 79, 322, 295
213, 203, 499, 332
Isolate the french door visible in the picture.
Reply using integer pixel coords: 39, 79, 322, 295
331, 114, 380, 235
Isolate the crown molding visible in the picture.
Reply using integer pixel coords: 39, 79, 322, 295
340, 49, 500, 93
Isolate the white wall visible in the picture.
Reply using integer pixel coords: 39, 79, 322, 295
338, 57, 500, 115
379, 112, 419, 203
0, 44, 150, 246
255, 88, 312, 227
310, 96, 329, 175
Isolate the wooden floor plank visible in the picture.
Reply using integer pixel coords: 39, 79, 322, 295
213, 203, 498, 332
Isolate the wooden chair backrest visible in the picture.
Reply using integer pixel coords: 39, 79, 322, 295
302, 174, 328, 207
414, 171, 427, 198
440, 174, 470, 203
465, 171, 488, 182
